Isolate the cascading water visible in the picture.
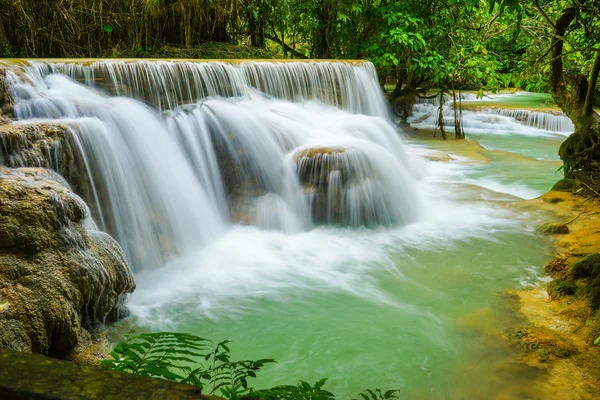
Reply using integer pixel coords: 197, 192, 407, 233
25, 60, 389, 117
5, 60, 421, 272
411, 92, 574, 135
2, 60, 570, 397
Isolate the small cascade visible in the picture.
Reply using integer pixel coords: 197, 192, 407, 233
485, 108, 574, 133
4, 60, 421, 273
410, 94, 574, 135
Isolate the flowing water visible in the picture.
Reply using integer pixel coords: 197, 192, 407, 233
3, 60, 572, 398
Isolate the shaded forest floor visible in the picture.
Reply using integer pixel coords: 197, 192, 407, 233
2, 42, 283, 60
101, 42, 281, 59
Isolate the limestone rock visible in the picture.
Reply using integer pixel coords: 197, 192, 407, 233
0, 122, 109, 230
0, 65, 13, 123
0, 123, 74, 176
0, 167, 135, 358
293, 146, 387, 226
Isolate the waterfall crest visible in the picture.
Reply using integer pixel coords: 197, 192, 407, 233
22, 60, 389, 117
5, 60, 421, 272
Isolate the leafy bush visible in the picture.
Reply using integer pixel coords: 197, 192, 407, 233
101, 331, 400, 399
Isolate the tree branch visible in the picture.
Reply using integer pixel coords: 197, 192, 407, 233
265, 34, 307, 59
482, 11, 502, 41
584, 48, 600, 115
532, 0, 556, 28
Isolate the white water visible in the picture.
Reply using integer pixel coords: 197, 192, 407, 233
3, 60, 566, 397
26, 61, 389, 117
3, 59, 540, 312
3, 61, 557, 310
6, 60, 419, 273
411, 92, 574, 135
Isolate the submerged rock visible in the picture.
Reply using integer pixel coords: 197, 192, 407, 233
0, 167, 135, 359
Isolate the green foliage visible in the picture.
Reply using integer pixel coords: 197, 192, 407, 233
0, 39, 13, 58
102, 331, 400, 399
101, 331, 275, 397
250, 378, 336, 400
352, 389, 402, 400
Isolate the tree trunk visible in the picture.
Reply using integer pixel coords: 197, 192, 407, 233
437, 91, 447, 140
548, 7, 600, 176
315, 3, 333, 59
248, 7, 265, 48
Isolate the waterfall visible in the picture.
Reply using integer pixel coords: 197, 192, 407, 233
411, 93, 574, 135
4, 60, 421, 273
484, 108, 574, 133
24, 60, 389, 117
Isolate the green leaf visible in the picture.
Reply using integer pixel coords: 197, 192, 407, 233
103, 25, 113, 33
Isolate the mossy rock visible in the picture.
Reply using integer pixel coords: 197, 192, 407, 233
0, 122, 103, 224
545, 257, 569, 273
0, 349, 208, 399
571, 253, 600, 310
0, 123, 72, 175
547, 279, 577, 299
0, 65, 14, 122
542, 196, 564, 204
537, 222, 570, 234
551, 178, 581, 192
571, 254, 600, 278
559, 122, 600, 178
0, 167, 135, 358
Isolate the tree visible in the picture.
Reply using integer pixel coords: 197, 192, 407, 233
510, 1, 600, 176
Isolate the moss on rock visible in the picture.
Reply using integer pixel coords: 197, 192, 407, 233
547, 279, 578, 299
0, 167, 135, 359
571, 253, 600, 310
552, 178, 581, 192
0, 349, 208, 399
538, 222, 570, 234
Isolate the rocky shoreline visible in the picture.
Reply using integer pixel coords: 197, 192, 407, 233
510, 185, 600, 398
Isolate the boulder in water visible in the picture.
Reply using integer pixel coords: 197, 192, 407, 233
293, 146, 348, 185
0, 167, 135, 360
538, 222, 570, 234
293, 146, 393, 227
